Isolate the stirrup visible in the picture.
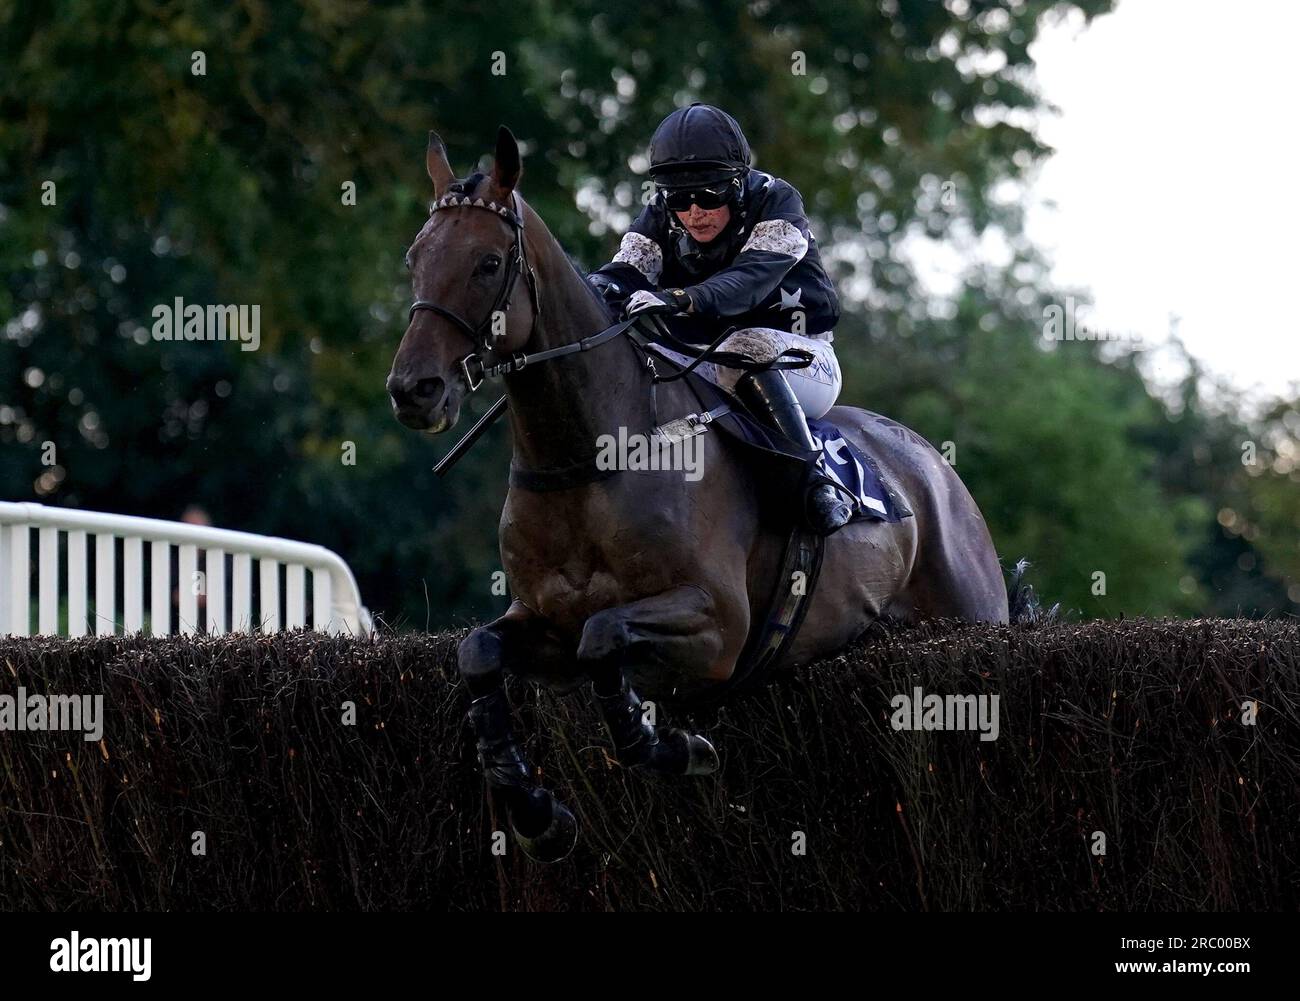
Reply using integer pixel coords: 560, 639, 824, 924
803, 465, 856, 535
807, 482, 854, 535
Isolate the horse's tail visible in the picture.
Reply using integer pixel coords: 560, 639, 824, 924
1007, 558, 1060, 625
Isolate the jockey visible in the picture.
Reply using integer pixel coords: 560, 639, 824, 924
589, 103, 853, 535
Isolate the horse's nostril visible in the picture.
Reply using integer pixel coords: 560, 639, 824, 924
386, 374, 412, 408
414, 377, 444, 401
386, 373, 444, 410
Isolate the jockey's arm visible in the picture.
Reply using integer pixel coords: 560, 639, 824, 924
589, 183, 812, 319
588, 202, 667, 303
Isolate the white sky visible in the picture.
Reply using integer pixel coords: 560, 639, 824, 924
1024, 0, 1300, 403
908, 0, 1299, 406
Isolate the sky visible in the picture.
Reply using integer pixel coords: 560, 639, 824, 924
1021, 0, 1300, 405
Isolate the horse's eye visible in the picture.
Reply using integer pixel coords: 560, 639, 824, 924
479, 254, 502, 276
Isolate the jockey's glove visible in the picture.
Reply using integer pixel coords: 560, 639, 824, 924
623, 288, 692, 319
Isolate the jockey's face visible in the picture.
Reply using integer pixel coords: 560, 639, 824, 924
675, 203, 731, 244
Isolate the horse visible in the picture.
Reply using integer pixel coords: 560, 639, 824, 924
387, 126, 1011, 862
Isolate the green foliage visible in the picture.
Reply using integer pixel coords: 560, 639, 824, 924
2, 0, 1294, 626
840, 264, 1209, 616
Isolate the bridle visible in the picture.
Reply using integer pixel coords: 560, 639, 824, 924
407, 189, 542, 392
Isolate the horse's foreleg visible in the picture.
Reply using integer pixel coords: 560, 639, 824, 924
458, 599, 577, 863
578, 584, 728, 777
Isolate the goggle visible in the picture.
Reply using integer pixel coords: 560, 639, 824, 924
659, 180, 737, 212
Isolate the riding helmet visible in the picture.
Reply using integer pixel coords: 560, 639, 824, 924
648, 103, 752, 190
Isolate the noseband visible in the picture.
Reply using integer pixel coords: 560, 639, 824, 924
407, 190, 542, 391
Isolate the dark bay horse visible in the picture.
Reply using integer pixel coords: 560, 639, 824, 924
387, 127, 1008, 861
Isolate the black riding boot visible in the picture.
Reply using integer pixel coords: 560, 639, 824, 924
592, 669, 719, 777
737, 369, 854, 536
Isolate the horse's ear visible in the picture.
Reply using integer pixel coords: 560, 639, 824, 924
491, 125, 522, 193
426, 131, 455, 197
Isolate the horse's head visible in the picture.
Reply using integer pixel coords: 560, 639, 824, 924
387, 126, 539, 432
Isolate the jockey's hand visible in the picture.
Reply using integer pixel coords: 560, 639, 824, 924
623, 288, 692, 319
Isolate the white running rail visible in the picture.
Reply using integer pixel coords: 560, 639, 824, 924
0, 502, 372, 637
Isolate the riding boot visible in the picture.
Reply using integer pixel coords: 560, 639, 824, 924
737, 369, 854, 536
592, 672, 719, 777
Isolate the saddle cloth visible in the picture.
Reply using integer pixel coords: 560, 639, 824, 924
808, 417, 901, 523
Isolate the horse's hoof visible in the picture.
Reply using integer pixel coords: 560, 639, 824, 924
634, 728, 719, 778
514, 797, 578, 864
682, 732, 720, 776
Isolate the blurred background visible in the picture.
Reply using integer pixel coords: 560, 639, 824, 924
2, 0, 1296, 630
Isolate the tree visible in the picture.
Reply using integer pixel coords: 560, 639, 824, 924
14, 0, 1294, 630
